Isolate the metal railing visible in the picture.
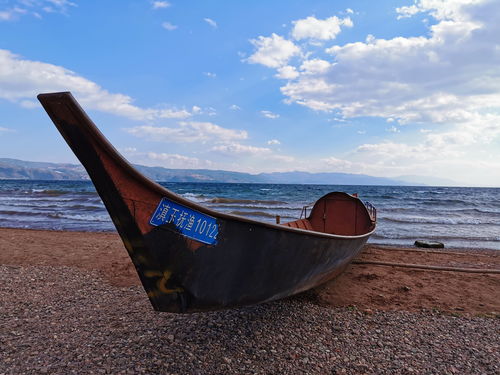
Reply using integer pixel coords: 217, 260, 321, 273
364, 201, 377, 222
299, 205, 310, 219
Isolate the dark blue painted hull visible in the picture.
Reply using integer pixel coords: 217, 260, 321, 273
38, 92, 375, 313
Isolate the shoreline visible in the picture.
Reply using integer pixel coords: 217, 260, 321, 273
1, 225, 499, 252
1, 227, 498, 315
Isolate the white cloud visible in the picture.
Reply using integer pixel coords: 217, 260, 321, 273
280, 1, 500, 126
124, 148, 212, 169
329, 116, 347, 123
247, 33, 300, 68
251, 0, 500, 125
243, 0, 500, 184
0, 7, 25, 20
156, 108, 192, 119
396, 0, 477, 21
291, 15, 353, 41
340, 110, 500, 184
250, 1, 500, 180
205, 107, 217, 116
229, 104, 241, 110
145, 152, 209, 168
126, 122, 248, 144
267, 154, 295, 163
0, 126, 14, 133
386, 125, 400, 133
321, 156, 354, 171
204, 17, 217, 28
0, 49, 197, 121
211, 142, 295, 163
267, 139, 281, 145
299, 59, 331, 75
276, 65, 299, 80
152, 1, 170, 9
211, 143, 272, 155
203, 72, 216, 78
396, 5, 419, 19
162, 21, 177, 30
261, 110, 280, 119
0, 0, 75, 21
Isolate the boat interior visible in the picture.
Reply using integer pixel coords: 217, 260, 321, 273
283, 192, 376, 236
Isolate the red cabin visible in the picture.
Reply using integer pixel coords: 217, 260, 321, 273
284, 192, 376, 236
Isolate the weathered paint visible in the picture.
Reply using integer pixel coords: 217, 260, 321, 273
37, 92, 376, 313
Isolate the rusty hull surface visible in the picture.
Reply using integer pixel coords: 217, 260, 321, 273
37, 92, 375, 313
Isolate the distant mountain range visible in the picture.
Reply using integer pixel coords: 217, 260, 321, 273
0, 158, 450, 186
0, 158, 89, 180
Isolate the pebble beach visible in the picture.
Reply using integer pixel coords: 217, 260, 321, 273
1, 228, 499, 374
1, 264, 498, 375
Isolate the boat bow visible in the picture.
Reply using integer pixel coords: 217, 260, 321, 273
38, 92, 376, 313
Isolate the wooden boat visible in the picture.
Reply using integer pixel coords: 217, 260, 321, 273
37, 92, 376, 313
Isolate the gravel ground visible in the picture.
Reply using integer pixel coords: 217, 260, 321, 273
1, 265, 499, 375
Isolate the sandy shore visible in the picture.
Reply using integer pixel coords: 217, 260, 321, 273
1, 227, 498, 314
1, 228, 499, 374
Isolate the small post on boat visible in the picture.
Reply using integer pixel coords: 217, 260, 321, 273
276, 215, 281, 224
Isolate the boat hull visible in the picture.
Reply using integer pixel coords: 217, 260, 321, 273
142, 217, 369, 312
37, 92, 373, 313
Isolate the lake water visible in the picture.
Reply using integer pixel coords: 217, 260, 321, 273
0, 180, 499, 250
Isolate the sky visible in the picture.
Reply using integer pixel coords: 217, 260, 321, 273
1, 0, 500, 187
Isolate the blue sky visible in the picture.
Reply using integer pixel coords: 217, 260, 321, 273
1, 0, 499, 186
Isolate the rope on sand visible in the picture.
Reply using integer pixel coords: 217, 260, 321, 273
364, 247, 496, 257
352, 260, 500, 274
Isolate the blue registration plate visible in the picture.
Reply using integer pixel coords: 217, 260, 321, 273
149, 197, 219, 245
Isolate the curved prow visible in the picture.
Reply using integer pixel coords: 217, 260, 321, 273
38, 92, 179, 310
37, 92, 166, 235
